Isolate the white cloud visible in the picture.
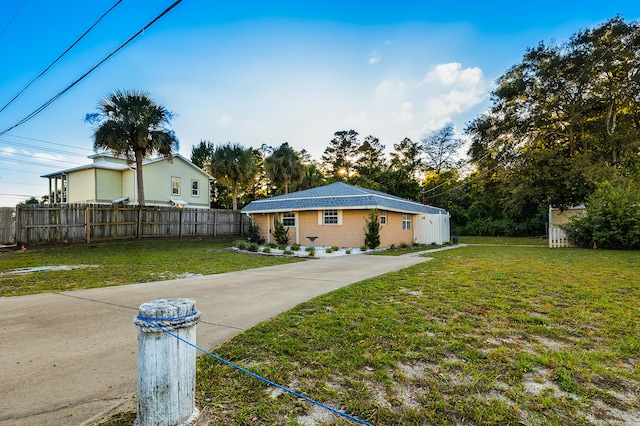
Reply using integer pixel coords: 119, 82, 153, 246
0, 147, 16, 155
357, 62, 489, 144
33, 153, 65, 164
420, 62, 483, 86
368, 51, 380, 64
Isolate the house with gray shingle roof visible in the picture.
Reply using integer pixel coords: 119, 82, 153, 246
241, 182, 450, 248
41, 153, 212, 208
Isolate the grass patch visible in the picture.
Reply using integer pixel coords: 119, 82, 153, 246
193, 246, 639, 425
0, 239, 301, 297
459, 235, 548, 246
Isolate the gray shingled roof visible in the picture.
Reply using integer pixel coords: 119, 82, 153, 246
241, 182, 447, 215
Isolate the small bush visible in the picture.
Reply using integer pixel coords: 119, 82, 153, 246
246, 220, 265, 245
563, 181, 640, 250
363, 209, 381, 249
330, 246, 340, 251
389, 244, 396, 250
266, 242, 278, 249
308, 247, 315, 256
247, 242, 259, 252
234, 240, 248, 250
278, 244, 287, 250
283, 249, 294, 255
345, 249, 351, 254
325, 248, 333, 253
360, 245, 368, 252
291, 243, 301, 251
273, 221, 290, 246
263, 247, 271, 253
400, 242, 409, 249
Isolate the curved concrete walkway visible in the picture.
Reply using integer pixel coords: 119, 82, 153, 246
0, 253, 431, 425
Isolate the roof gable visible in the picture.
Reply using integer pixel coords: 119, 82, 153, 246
242, 182, 447, 215
41, 153, 212, 179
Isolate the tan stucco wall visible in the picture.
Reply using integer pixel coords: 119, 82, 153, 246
251, 209, 415, 248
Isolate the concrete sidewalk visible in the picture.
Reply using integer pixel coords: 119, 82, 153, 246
0, 253, 429, 425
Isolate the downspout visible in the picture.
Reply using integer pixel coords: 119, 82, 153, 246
128, 165, 137, 205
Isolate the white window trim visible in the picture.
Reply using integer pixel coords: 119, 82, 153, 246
191, 179, 200, 197
318, 209, 342, 225
171, 177, 180, 196
380, 211, 387, 225
402, 214, 411, 230
282, 212, 296, 227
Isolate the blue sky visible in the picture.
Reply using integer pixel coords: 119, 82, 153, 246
0, 0, 638, 206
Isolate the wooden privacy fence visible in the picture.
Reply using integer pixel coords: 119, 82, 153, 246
6, 204, 247, 245
0, 208, 16, 245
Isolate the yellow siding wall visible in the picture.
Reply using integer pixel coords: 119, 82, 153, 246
95, 169, 123, 202
142, 159, 209, 208
68, 169, 96, 203
251, 210, 415, 248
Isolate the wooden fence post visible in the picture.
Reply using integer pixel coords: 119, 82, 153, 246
85, 205, 91, 244
134, 298, 201, 426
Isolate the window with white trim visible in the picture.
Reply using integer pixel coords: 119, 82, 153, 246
380, 211, 387, 225
191, 179, 199, 197
171, 177, 180, 195
402, 214, 411, 230
282, 212, 296, 227
323, 209, 339, 225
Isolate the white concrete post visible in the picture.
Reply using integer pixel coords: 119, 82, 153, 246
134, 298, 201, 426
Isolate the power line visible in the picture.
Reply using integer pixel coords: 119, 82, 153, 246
6, 134, 93, 152
1, 151, 81, 165
0, 0, 28, 39
0, 157, 70, 168
0, 166, 39, 174
0, 0, 184, 137
0, 180, 42, 186
0, 140, 88, 157
0, 0, 123, 114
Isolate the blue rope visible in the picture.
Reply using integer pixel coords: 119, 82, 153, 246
137, 311, 199, 322
136, 315, 374, 426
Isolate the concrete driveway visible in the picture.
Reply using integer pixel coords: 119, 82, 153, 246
0, 253, 429, 425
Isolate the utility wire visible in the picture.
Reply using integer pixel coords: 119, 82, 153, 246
6, 134, 93, 152
0, 140, 88, 157
0, 0, 184, 137
0, 1, 122, 114
0, 0, 28, 39
0, 0, 123, 115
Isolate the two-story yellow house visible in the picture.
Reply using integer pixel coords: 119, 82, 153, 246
42, 153, 212, 208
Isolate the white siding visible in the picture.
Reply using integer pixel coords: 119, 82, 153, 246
414, 212, 450, 245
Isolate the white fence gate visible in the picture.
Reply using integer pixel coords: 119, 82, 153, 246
549, 226, 571, 248
414, 212, 450, 245
548, 206, 585, 248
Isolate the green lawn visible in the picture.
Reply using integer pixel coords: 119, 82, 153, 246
192, 246, 639, 425
0, 239, 301, 297
458, 235, 548, 246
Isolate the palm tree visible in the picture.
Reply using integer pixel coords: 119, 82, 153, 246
210, 143, 257, 210
86, 90, 178, 206
265, 142, 303, 194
